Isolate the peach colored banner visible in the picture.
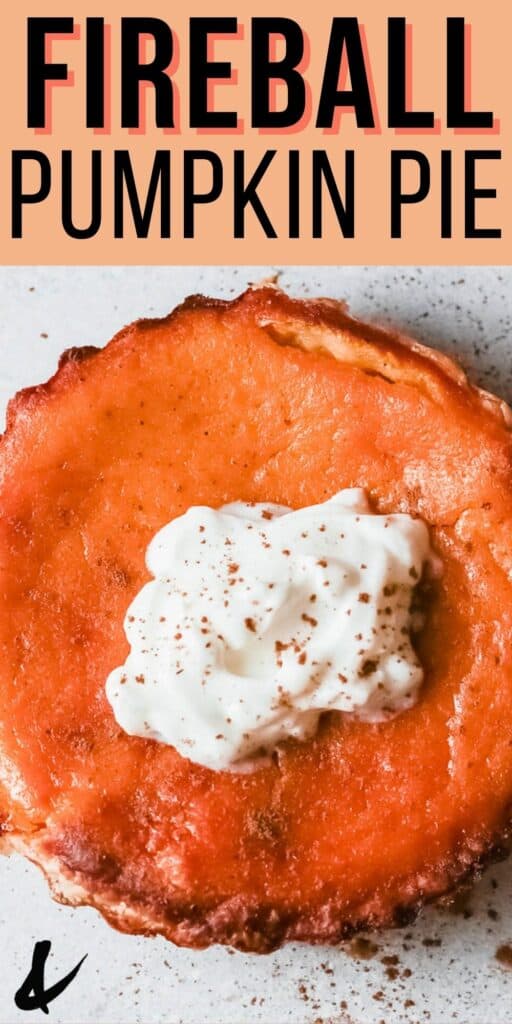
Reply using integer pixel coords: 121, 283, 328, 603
0, 0, 509, 264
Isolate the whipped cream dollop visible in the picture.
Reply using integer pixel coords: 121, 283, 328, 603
106, 489, 434, 772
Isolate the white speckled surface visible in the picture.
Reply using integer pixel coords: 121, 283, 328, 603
1, 266, 512, 1024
